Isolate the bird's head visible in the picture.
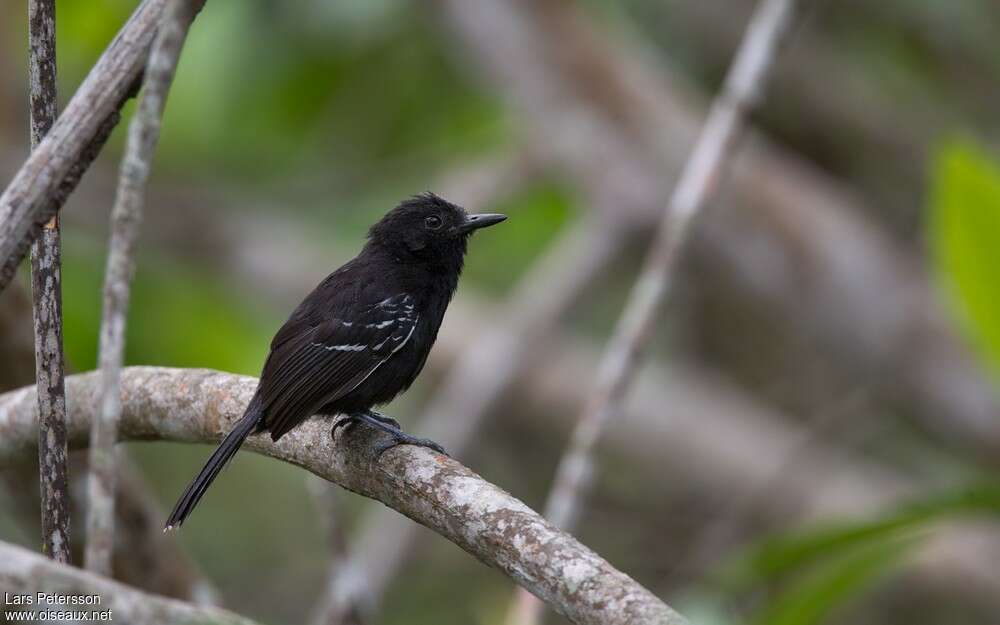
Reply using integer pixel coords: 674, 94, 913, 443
366, 192, 506, 265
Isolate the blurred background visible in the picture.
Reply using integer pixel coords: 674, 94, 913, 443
2, 1, 1000, 624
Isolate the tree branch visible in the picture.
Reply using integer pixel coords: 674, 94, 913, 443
27, 0, 57, 153
107, 455, 221, 604
27, 0, 71, 564
0, 367, 688, 625
549, 0, 800, 537
0, 0, 169, 292
0, 540, 255, 625
307, 477, 364, 625
85, 0, 201, 575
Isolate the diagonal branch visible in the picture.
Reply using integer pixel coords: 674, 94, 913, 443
547, 0, 801, 534
0, 540, 254, 625
108, 454, 222, 604
85, 0, 203, 575
0, 0, 174, 292
510, 0, 802, 621
307, 477, 363, 625
0, 367, 687, 625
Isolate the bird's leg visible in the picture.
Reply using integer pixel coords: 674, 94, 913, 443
341, 410, 448, 457
363, 409, 401, 430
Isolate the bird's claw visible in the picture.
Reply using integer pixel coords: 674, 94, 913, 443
334, 412, 448, 457
331, 416, 358, 439
373, 433, 448, 459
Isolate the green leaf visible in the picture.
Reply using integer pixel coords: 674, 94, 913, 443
725, 481, 1000, 588
752, 536, 914, 625
716, 481, 1000, 625
929, 140, 1000, 380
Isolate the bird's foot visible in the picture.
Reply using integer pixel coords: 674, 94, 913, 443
337, 411, 448, 457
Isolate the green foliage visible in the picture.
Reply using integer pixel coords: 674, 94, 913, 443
158, 2, 505, 182
929, 140, 1000, 380
750, 536, 912, 625
19, 1, 504, 189
737, 483, 1000, 584
719, 481, 1000, 625
60, 236, 273, 375
54, 2, 136, 82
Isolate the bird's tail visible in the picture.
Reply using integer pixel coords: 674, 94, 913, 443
164, 404, 261, 530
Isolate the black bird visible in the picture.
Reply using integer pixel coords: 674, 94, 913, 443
165, 193, 505, 529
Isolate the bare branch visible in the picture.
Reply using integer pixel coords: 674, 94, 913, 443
508, 3, 799, 615
551, 0, 800, 531
27, 0, 70, 564
85, 0, 201, 575
0, 540, 255, 625
27, 0, 57, 151
109, 455, 222, 604
510, 2, 800, 620
307, 477, 364, 625
0, 0, 174, 292
0, 368, 688, 625
28, 135, 70, 560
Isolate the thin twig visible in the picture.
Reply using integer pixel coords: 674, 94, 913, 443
0, 540, 255, 625
111, 455, 222, 604
307, 477, 364, 625
27, 0, 70, 564
0, 367, 689, 625
85, 0, 201, 575
510, 0, 801, 622
548, 0, 798, 533
313, 216, 628, 624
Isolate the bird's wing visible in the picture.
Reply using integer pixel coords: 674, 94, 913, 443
259, 293, 418, 440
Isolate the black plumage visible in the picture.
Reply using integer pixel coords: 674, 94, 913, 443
165, 193, 505, 528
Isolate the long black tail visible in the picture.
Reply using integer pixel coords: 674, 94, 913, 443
164, 406, 261, 530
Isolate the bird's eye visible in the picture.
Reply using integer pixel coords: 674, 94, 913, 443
425, 215, 443, 230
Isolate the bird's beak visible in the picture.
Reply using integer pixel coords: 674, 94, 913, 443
458, 213, 507, 234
